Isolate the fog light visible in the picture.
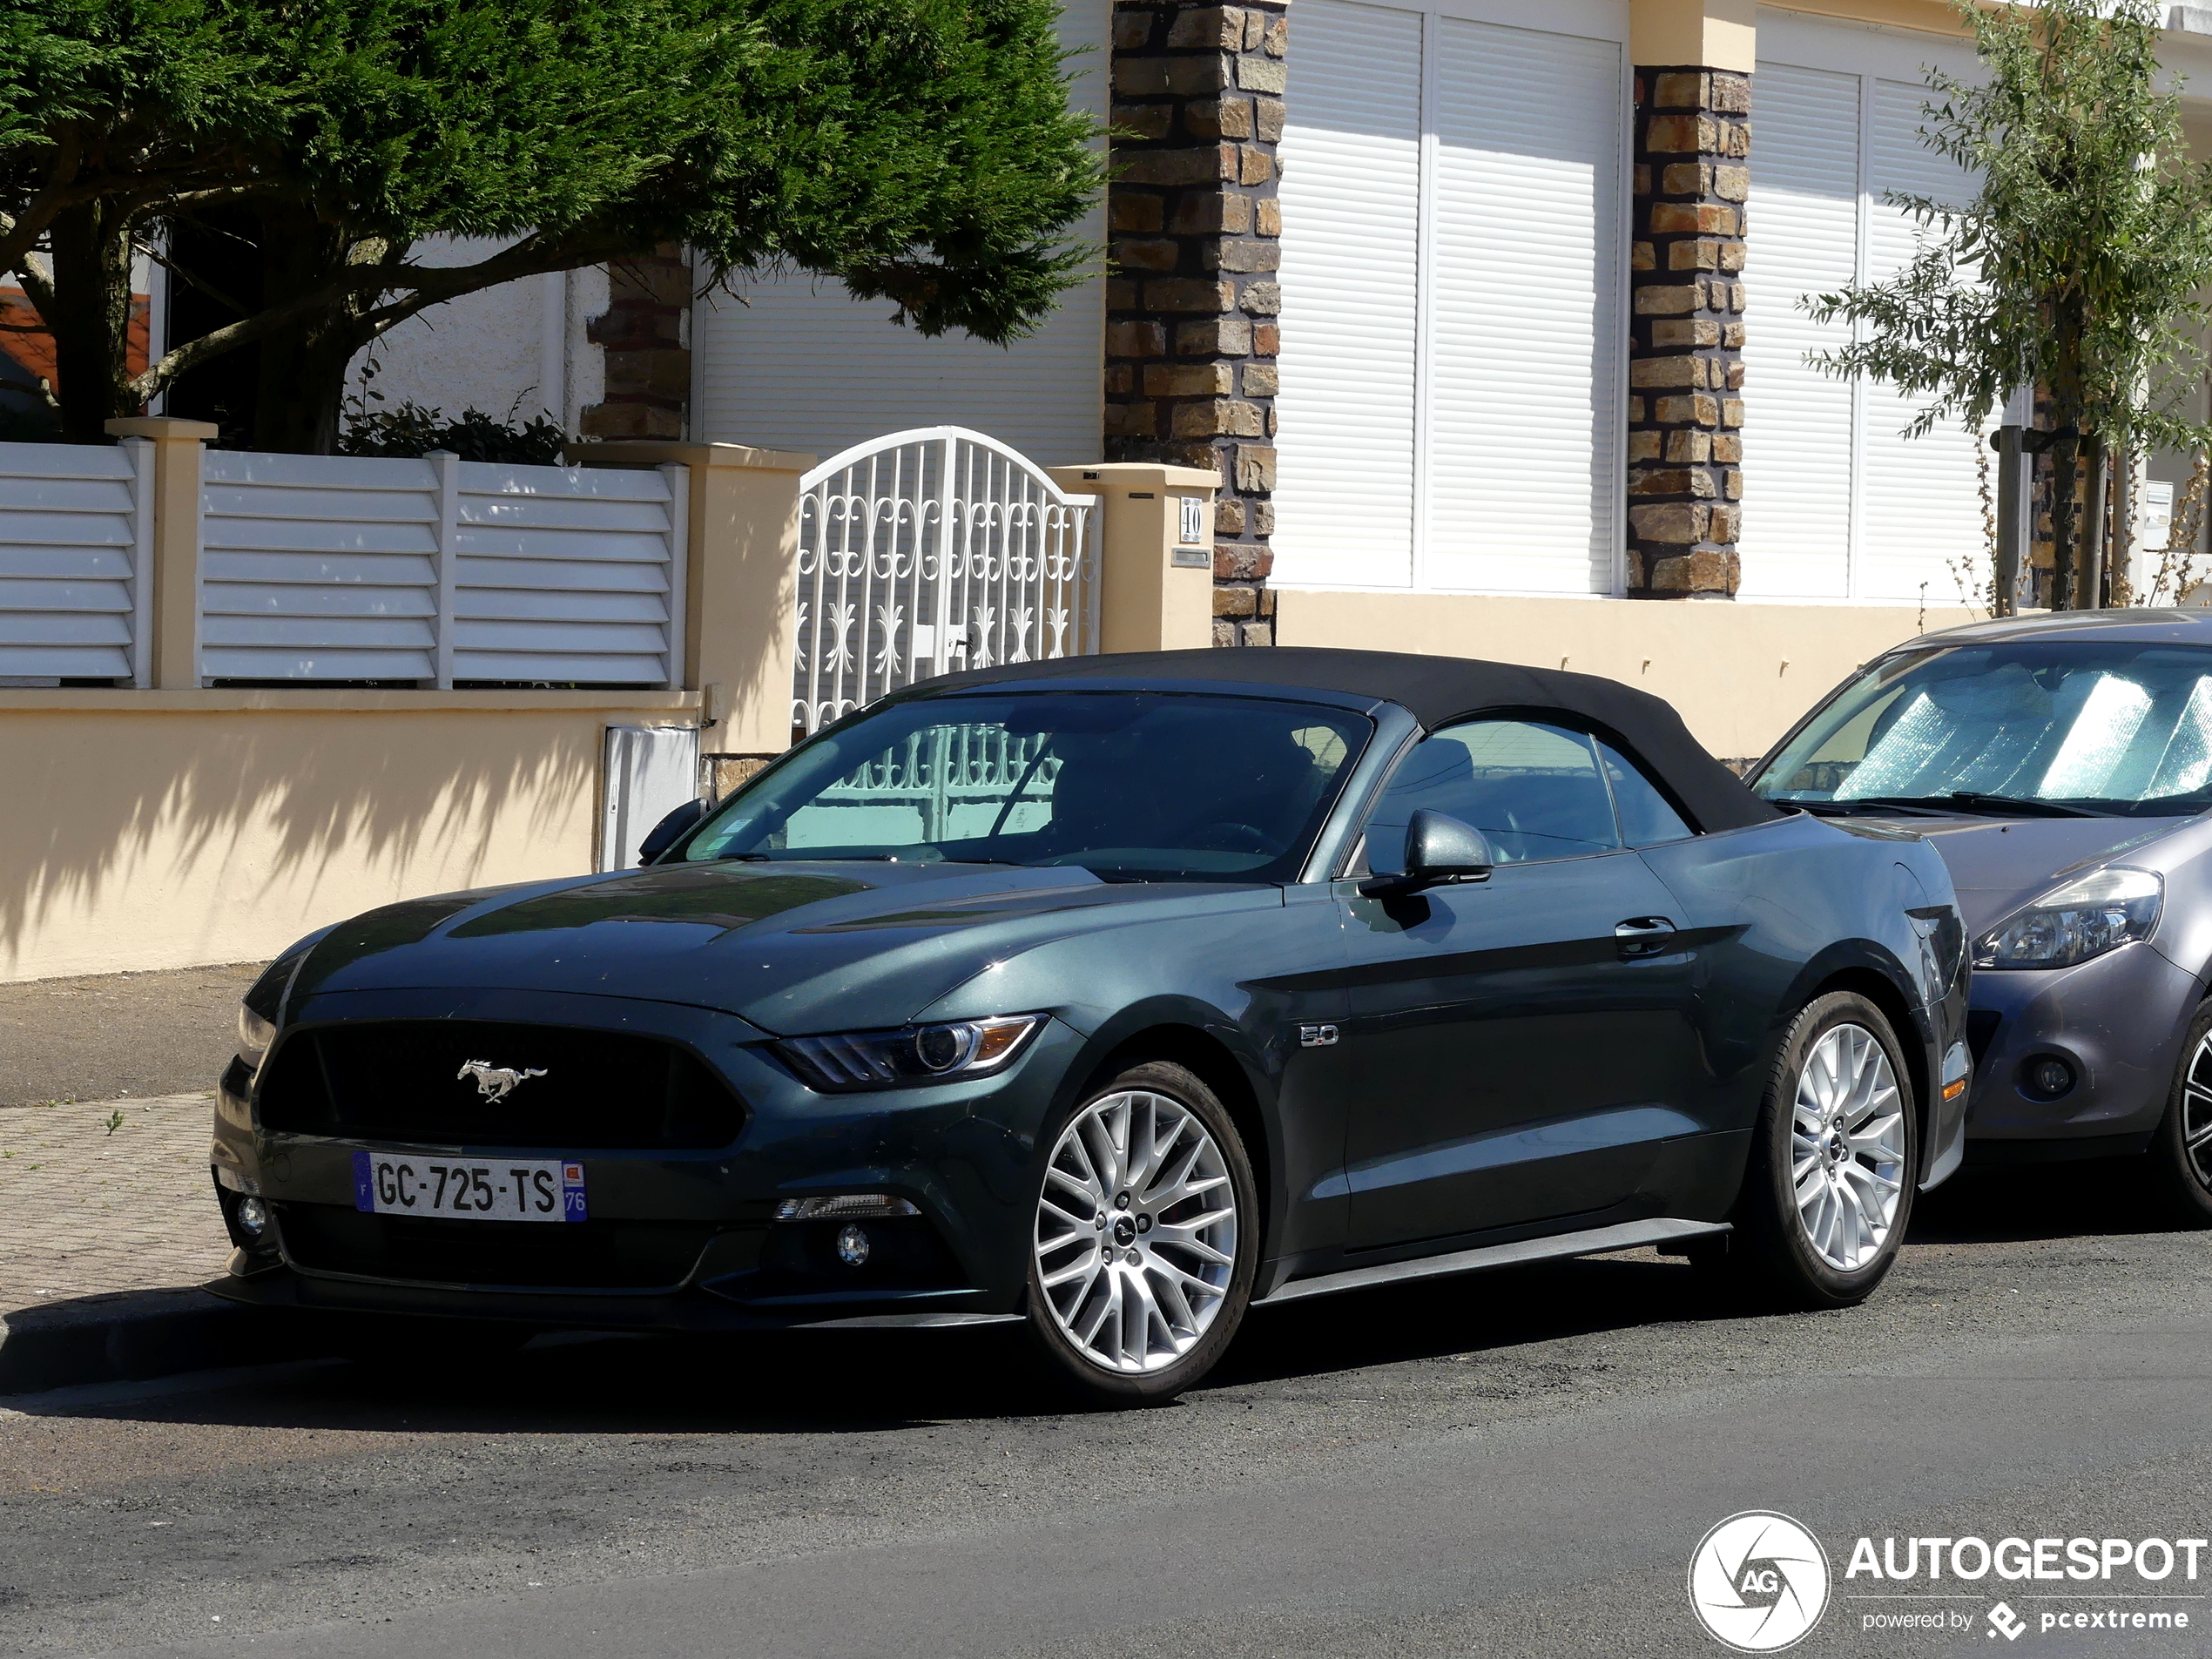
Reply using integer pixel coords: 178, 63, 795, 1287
2023, 1055, 2076, 1100
775, 1193, 919, 1221
236, 1196, 269, 1238
836, 1224, 870, 1267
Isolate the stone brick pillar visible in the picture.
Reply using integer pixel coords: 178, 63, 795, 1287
1627, 70, 1748, 598
580, 246, 691, 442
1104, 0, 1285, 645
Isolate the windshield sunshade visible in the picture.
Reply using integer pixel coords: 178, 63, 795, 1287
1754, 642, 2212, 814
681, 691, 1373, 882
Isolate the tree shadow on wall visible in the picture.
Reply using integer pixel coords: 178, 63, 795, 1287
0, 708, 611, 974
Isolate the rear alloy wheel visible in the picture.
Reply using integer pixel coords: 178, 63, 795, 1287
1722, 992, 1919, 1307
2150, 1001, 2212, 1226
1026, 1061, 1256, 1402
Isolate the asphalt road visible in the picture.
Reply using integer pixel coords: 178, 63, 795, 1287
0, 966, 263, 1109
5, 1159, 2212, 1659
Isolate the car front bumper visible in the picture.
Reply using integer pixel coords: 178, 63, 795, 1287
207, 987, 1084, 1330
1963, 941, 2196, 1157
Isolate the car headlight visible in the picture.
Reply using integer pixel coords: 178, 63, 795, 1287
774, 1015, 1044, 1092
237, 1001, 279, 1069
1974, 867, 2162, 970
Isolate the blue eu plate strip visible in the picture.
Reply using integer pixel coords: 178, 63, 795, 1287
563, 1162, 588, 1222
352, 1150, 374, 1212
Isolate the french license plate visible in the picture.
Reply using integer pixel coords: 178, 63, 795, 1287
352, 1152, 586, 1223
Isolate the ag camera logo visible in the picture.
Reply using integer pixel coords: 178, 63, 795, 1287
1689, 1511, 1833, 1652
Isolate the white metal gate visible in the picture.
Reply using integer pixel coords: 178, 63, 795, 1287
792, 427, 1100, 735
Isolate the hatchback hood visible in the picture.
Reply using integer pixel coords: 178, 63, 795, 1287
1851, 813, 2182, 935
289, 861, 1278, 1034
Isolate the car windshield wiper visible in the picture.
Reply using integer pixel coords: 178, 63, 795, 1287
1783, 799, 1948, 819
718, 851, 1027, 867
1855, 792, 2109, 819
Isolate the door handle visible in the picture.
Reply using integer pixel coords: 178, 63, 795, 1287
1615, 916, 1676, 957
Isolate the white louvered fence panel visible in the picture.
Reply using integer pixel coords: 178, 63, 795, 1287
1738, 61, 1862, 601
0, 439, 151, 684
1273, 0, 1423, 590
451, 460, 682, 686
198, 451, 681, 686
199, 451, 440, 682
794, 428, 1098, 734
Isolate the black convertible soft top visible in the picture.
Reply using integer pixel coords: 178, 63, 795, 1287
926, 647, 1781, 833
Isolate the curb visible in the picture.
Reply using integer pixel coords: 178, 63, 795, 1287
0, 1285, 320, 1394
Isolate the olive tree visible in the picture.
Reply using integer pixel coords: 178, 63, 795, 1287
1804, 0, 2212, 610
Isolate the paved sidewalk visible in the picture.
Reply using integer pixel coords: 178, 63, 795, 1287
0, 1092, 231, 1315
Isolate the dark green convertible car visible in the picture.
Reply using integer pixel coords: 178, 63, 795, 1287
209, 649, 1969, 1400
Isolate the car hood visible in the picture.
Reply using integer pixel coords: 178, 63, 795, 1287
1849, 813, 2184, 934
287, 861, 1280, 1035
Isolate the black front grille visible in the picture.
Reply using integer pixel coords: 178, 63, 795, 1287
274, 1203, 719, 1290
258, 1021, 746, 1150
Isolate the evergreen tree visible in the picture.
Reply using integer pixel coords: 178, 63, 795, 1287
0, 0, 1101, 451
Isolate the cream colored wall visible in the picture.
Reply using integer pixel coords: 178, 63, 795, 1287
1274, 590, 1981, 759
0, 690, 699, 983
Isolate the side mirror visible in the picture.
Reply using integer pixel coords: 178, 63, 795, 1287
1363, 808, 1494, 894
637, 798, 710, 866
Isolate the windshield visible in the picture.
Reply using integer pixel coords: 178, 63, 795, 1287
681, 691, 1372, 882
1753, 641, 2212, 817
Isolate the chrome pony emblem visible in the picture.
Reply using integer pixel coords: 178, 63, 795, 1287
456, 1060, 548, 1103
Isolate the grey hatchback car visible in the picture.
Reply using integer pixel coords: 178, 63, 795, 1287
1752, 610, 2212, 1218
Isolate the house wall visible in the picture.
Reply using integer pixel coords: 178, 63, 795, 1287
689, 0, 1112, 467
341, 239, 610, 439
1274, 587, 1980, 760
0, 689, 698, 982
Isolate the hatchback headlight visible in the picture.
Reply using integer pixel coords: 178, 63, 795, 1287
1974, 867, 2162, 970
237, 1001, 279, 1069
775, 1015, 1043, 1092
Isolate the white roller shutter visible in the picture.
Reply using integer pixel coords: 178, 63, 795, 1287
1743, 14, 1984, 604
1426, 18, 1621, 595
1275, 0, 1625, 595
1737, 63, 1859, 601
692, 0, 1108, 467
1273, 0, 1423, 590
1859, 76, 1983, 604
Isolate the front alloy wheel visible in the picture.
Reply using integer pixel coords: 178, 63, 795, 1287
1027, 1061, 1255, 1400
1789, 1022, 1910, 1270
1721, 992, 1919, 1307
2150, 1001, 2212, 1225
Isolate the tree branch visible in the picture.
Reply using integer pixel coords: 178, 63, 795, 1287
0, 130, 89, 278
10, 260, 57, 322
129, 227, 644, 403
138, 242, 251, 318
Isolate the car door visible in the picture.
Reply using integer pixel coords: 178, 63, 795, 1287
1337, 718, 1705, 1249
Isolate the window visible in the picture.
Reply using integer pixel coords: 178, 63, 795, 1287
1273, 0, 1626, 595
685, 691, 1372, 882
1598, 740, 1695, 846
1737, 18, 1985, 603
1752, 642, 2212, 815
1363, 718, 1622, 870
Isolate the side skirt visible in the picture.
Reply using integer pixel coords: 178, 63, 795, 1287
1252, 1217, 1730, 1308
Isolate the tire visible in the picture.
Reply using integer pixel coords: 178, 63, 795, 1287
1024, 1060, 1258, 1404
1722, 992, 1919, 1308
2149, 1001, 2212, 1226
